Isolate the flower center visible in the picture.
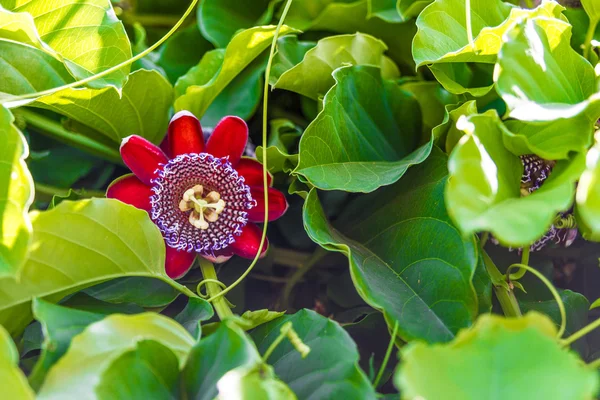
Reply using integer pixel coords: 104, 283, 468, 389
150, 153, 255, 254
179, 185, 226, 230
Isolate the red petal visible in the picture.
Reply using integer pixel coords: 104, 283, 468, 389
120, 135, 168, 185
168, 110, 205, 157
230, 223, 268, 259
106, 174, 152, 212
206, 116, 248, 166
247, 186, 288, 223
236, 157, 273, 187
159, 134, 170, 157
165, 245, 196, 279
201, 249, 234, 264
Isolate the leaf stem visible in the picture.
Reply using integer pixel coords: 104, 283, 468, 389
17, 109, 122, 164
465, 0, 475, 51
584, 17, 599, 62
506, 264, 566, 338
206, 0, 294, 304
198, 258, 233, 320
563, 317, 600, 347
35, 183, 105, 199
482, 251, 522, 317
373, 320, 399, 389
588, 357, 600, 369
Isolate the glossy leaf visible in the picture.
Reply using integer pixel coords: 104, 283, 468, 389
294, 65, 430, 192
395, 312, 598, 400
0, 105, 33, 277
446, 111, 585, 247
32, 69, 174, 145
175, 297, 214, 339
84, 277, 181, 308
576, 143, 600, 241
413, 0, 563, 95
0, 324, 35, 399
174, 25, 298, 118
250, 309, 377, 400
273, 33, 400, 100
181, 322, 261, 400
303, 149, 479, 343
496, 16, 600, 122
217, 362, 296, 400
1, 0, 132, 89
198, 0, 279, 48
0, 198, 187, 335
37, 313, 195, 399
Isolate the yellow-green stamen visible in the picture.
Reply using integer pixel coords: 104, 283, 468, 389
179, 185, 226, 230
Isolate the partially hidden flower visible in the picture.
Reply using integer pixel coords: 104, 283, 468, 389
107, 111, 288, 278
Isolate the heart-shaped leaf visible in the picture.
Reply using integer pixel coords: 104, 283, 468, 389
303, 149, 480, 343
293, 65, 431, 193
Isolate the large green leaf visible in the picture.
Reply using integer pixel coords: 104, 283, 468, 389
157, 25, 213, 84
84, 277, 181, 308
31, 69, 173, 145
582, 0, 600, 23
273, 33, 400, 100
303, 149, 480, 343
368, 0, 432, 22
181, 322, 262, 400
395, 312, 598, 400
0, 198, 191, 336
293, 65, 430, 192
400, 80, 459, 135
0, 324, 35, 399
217, 362, 296, 400
0, 105, 33, 277
576, 142, 600, 241
174, 25, 297, 118
0, 8, 74, 98
284, 0, 417, 73
496, 16, 600, 122
197, 0, 279, 48
412, 0, 563, 95
37, 313, 195, 399
270, 36, 315, 84
1, 0, 132, 89
250, 309, 376, 400
445, 111, 585, 247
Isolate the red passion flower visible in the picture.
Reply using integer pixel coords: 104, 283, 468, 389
107, 111, 288, 279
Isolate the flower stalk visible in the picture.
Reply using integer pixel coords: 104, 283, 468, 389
198, 257, 234, 320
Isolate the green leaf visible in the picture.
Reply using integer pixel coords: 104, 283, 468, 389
368, 0, 402, 22
174, 25, 298, 118
198, 0, 280, 48
503, 116, 595, 160
0, 105, 33, 277
400, 81, 459, 134
293, 65, 430, 192
273, 33, 400, 100
256, 119, 301, 174
395, 312, 598, 400
270, 36, 315, 84
37, 313, 195, 399
174, 297, 214, 340
29, 146, 100, 188
397, 0, 432, 20
576, 143, 600, 241
496, 16, 600, 122
217, 362, 297, 400
1, 0, 132, 89
303, 149, 479, 343
582, 0, 600, 22
446, 111, 585, 247
84, 277, 181, 308
94, 340, 180, 400
430, 100, 478, 153
181, 322, 261, 400
157, 25, 213, 84
413, 0, 563, 95
250, 309, 376, 399
0, 198, 189, 336
285, 0, 417, 73
31, 69, 174, 145
28, 298, 113, 390
0, 324, 35, 399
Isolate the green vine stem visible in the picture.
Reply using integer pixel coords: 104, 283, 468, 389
481, 251, 522, 317
506, 263, 566, 338
584, 17, 599, 62
262, 321, 310, 362
509, 248, 529, 281
588, 357, 600, 370
206, 0, 294, 304
16, 109, 122, 164
466, 0, 475, 51
198, 258, 234, 320
563, 317, 600, 347
35, 183, 106, 199
373, 320, 399, 389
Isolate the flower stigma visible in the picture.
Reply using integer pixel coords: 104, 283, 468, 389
179, 184, 226, 230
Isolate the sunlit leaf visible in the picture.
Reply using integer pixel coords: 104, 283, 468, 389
576, 142, 600, 241
0, 324, 34, 399
395, 313, 598, 400
0, 105, 33, 277
217, 362, 296, 400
